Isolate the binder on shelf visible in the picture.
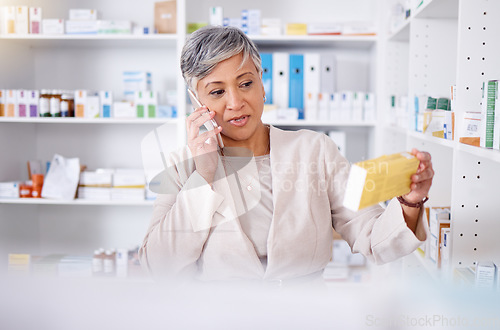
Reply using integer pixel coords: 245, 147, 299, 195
304, 53, 321, 121
352, 92, 364, 122
317, 93, 329, 121
364, 93, 376, 122
272, 52, 289, 116
261, 53, 273, 105
305, 93, 317, 121
340, 91, 353, 122
289, 54, 304, 120
320, 54, 336, 95
329, 93, 342, 121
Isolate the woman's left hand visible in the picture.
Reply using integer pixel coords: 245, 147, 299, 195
403, 148, 434, 203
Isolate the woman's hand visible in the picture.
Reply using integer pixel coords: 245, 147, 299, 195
403, 148, 434, 203
186, 106, 223, 185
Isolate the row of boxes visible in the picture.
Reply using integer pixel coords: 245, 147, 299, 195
263, 91, 376, 123
0, 89, 177, 119
78, 169, 155, 201
1, 6, 133, 35
1, 6, 42, 34
206, 7, 376, 36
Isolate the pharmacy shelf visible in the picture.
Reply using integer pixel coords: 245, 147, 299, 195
0, 34, 178, 48
0, 198, 154, 206
413, 0, 459, 19
248, 35, 378, 49
456, 142, 500, 164
0, 117, 178, 125
268, 120, 376, 127
407, 130, 456, 149
387, 0, 459, 42
388, 19, 411, 41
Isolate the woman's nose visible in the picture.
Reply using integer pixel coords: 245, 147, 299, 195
225, 89, 244, 111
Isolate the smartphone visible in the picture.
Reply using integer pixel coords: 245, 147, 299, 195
187, 89, 224, 149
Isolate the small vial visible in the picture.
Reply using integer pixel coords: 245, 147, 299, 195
92, 248, 105, 276
19, 181, 33, 198
50, 89, 61, 117
39, 89, 51, 117
61, 93, 74, 117
31, 174, 44, 198
103, 249, 116, 276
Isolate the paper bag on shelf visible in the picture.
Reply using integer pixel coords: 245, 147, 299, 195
41, 154, 81, 200
154, 1, 176, 34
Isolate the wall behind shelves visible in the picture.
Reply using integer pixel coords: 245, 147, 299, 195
32, 124, 177, 170
0, 44, 35, 88
32, 47, 177, 102
0, 124, 37, 181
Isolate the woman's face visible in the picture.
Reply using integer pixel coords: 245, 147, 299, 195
196, 53, 265, 144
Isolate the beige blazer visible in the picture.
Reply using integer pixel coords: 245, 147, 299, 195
139, 126, 428, 281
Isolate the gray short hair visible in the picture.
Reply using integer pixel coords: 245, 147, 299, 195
181, 26, 262, 92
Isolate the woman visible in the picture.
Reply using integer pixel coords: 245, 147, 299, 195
139, 26, 433, 283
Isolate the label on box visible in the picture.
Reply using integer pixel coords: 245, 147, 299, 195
69, 9, 97, 21
42, 19, 64, 35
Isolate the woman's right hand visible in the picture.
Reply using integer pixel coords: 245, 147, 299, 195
186, 106, 223, 185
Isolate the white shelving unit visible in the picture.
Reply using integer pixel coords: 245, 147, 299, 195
383, 0, 500, 279
0, 0, 383, 270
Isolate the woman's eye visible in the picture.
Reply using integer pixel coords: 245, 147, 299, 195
210, 90, 224, 96
241, 81, 253, 88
